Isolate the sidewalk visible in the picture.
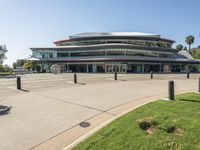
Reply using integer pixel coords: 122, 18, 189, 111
0, 76, 198, 150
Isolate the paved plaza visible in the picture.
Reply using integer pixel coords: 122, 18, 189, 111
0, 73, 199, 150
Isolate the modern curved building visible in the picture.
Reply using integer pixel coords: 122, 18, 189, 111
30, 32, 200, 73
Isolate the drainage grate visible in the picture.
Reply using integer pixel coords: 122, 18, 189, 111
79, 122, 91, 128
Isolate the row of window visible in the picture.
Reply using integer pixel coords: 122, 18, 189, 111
33, 49, 176, 58
56, 39, 172, 48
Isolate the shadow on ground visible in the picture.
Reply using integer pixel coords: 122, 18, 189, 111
179, 99, 200, 103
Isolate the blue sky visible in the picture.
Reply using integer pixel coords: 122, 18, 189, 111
1, 0, 200, 66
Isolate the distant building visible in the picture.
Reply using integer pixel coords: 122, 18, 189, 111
30, 32, 200, 73
0, 45, 7, 64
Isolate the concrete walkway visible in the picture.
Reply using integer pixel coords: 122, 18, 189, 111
0, 74, 199, 150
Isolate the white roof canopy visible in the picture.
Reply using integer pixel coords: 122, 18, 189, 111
70, 32, 160, 39
27, 57, 40, 61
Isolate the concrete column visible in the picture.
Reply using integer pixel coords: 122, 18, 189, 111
163, 64, 171, 73
111, 64, 113, 73
185, 65, 190, 73
86, 64, 89, 73
142, 64, 144, 73
67, 63, 69, 72
105, 64, 107, 73
159, 64, 162, 73
92, 64, 97, 73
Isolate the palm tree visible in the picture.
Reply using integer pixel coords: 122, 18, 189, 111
185, 35, 195, 51
176, 44, 183, 51
183, 47, 188, 51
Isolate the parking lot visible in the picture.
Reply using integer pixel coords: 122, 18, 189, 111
0, 73, 200, 150
1, 73, 199, 96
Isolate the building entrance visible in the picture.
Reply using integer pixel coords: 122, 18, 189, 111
105, 64, 127, 73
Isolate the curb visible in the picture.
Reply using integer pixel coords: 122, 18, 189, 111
62, 89, 195, 150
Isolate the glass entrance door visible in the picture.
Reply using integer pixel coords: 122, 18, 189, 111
106, 64, 127, 73
113, 65, 119, 72
120, 64, 127, 73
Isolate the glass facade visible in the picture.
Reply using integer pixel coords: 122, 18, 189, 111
33, 48, 176, 59
36, 61, 190, 73
31, 32, 198, 73
55, 39, 172, 48
33, 50, 57, 58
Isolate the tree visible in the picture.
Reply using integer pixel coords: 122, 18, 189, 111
176, 44, 183, 51
0, 53, 6, 64
185, 35, 195, 51
192, 49, 200, 59
12, 59, 26, 69
191, 46, 200, 60
0, 45, 7, 64
3, 65, 12, 72
183, 47, 188, 51
12, 62, 17, 69
23, 61, 33, 70
0, 65, 4, 72
0, 64, 12, 73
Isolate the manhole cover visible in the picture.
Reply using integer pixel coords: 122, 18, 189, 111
79, 122, 91, 128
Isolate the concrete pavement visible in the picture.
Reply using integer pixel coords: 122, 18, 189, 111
0, 73, 199, 150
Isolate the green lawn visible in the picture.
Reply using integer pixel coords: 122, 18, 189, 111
73, 93, 200, 150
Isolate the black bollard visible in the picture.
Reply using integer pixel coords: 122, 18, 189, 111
199, 78, 200, 93
74, 74, 77, 84
168, 80, 175, 100
187, 71, 190, 79
114, 72, 117, 80
17, 76, 21, 90
150, 71, 153, 79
